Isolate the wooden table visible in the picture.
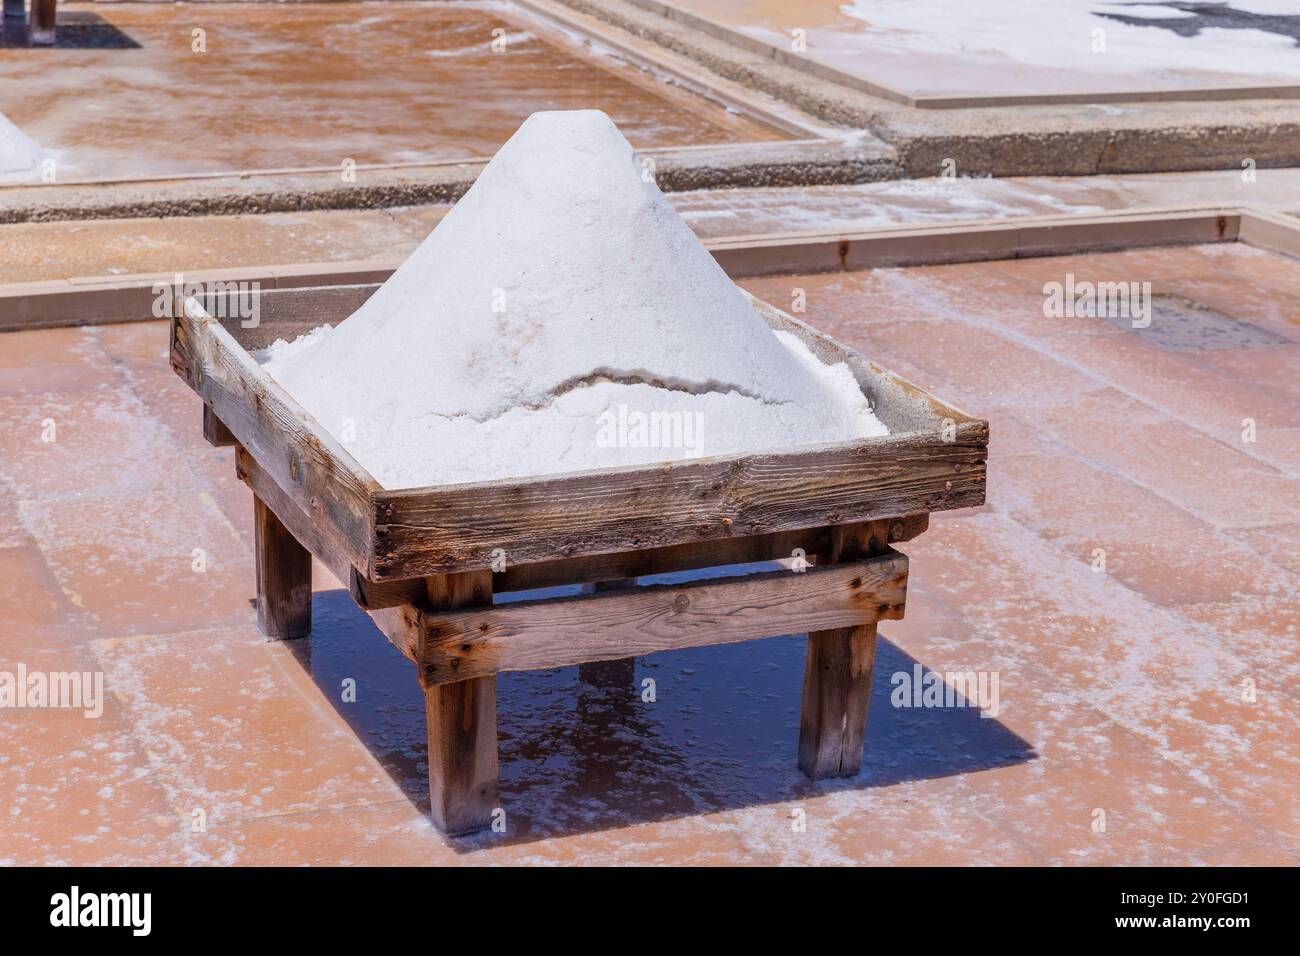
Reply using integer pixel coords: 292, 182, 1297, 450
171, 284, 988, 835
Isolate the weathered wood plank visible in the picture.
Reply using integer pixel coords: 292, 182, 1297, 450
1238, 208, 1300, 259
710, 209, 1243, 278
347, 567, 423, 612
373, 426, 982, 579
202, 404, 237, 448
236, 447, 367, 605
422, 571, 498, 836
798, 520, 890, 779
578, 578, 638, 689
254, 495, 312, 641
495, 513, 927, 593
797, 624, 877, 778
189, 283, 379, 351
171, 301, 378, 575
352, 514, 927, 611
402, 551, 906, 686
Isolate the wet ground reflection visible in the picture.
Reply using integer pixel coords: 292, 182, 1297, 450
0, 11, 141, 49
305, 582, 1035, 846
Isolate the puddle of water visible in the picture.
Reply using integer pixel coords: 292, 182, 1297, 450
1095, 292, 1291, 350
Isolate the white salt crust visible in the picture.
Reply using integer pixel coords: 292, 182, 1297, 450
263, 110, 888, 488
839, 0, 1300, 81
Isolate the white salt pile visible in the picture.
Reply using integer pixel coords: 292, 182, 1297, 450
263, 110, 887, 488
0, 112, 44, 176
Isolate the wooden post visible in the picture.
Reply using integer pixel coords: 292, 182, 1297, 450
29, 0, 55, 45
202, 404, 237, 447
577, 577, 637, 688
254, 496, 312, 641
423, 570, 498, 835
797, 521, 891, 779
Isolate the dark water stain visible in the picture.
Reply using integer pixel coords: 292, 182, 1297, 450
0, 11, 140, 49
1097, 3, 1300, 46
1079, 290, 1293, 350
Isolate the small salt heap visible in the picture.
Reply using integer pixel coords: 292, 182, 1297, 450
0, 112, 44, 176
264, 110, 887, 488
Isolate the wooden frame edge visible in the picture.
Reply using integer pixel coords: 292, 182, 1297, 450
374, 549, 909, 686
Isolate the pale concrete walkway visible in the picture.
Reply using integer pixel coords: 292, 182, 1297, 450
2, 168, 1297, 285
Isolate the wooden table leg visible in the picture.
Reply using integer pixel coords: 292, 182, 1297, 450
29, 0, 55, 45
797, 521, 891, 779
202, 404, 237, 447
254, 495, 311, 641
423, 570, 498, 835
578, 577, 636, 688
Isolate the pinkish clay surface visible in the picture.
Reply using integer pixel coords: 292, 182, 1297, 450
0, 244, 1296, 864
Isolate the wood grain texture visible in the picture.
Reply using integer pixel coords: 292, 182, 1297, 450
797, 623, 877, 778
236, 447, 366, 607
354, 514, 927, 609
347, 567, 424, 613
409, 551, 907, 686
798, 520, 891, 779
373, 426, 983, 578
422, 570, 498, 836
254, 495, 312, 641
341, 515, 928, 612
495, 513, 927, 594
578, 578, 638, 688
171, 301, 378, 576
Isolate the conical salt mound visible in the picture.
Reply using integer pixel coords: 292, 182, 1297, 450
0, 112, 44, 175
265, 110, 886, 487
